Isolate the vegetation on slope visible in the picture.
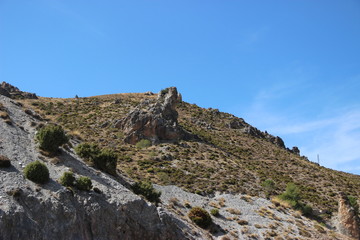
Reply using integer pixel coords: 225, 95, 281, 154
19, 92, 360, 219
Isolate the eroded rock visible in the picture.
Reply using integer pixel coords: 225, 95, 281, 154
337, 192, 360, 239
115, 87, 192, 144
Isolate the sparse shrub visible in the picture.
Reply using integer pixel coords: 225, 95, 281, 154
136, 139, 152, 149
188, 207, 212, 228
0, 155, 11, 168
348, 195, 359, 214
132, 181, 161, 204
210, 208, 220, 217
262, 179, 276, 197
23, 161, 49, 184
76, 176, 92, 191
36, 124, 68, 153
59, 171, 75, 187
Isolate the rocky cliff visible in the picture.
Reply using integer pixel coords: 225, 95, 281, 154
0, 95, 197, 240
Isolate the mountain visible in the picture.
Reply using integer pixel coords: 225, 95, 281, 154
0, 82, 359, 239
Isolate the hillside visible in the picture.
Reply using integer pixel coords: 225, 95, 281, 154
1, 82, 359, 239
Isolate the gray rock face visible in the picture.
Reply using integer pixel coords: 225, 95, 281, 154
0, 81, 38, 99
0, 95, 195, 240
115, 87, 192, 144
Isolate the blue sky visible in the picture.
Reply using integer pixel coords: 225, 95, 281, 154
1, 1, 360, 174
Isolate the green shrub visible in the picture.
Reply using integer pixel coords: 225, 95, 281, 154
0, 155, 11, 168
279, 183, 301, 203
36, 124, 68, 153
188, 207, 212, 228
75, 143, 117, 175
210, 208, 220, 217
348, 195, 359, 214
93, 149, 117, 175
75, 143, 100, 159
76, 176, 92, 191
132, 181, 161, 204
59, 171, 75, 187
301, 204, 313, 217
136, 139, 152, 149
262, 179, 276, 197
24, 161, 49, 184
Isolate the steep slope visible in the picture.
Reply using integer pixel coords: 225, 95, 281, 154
0, 95, 197, 240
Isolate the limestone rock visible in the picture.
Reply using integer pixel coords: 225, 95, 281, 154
337, 192, 360, 239
115, 87, 192, 144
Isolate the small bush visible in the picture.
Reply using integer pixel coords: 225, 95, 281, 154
348, 195, 359, 214
75, 143, 117, 175
76, 176, 92, 191
136, 139, 152, 149
301, 204, 313, 217
75, 143, 100, 160
262, 179, 276, 197
0, 155, 11, 168
279, 183, 301, 203
59, 171, 75, 187
23, 161, 49, 184
132, 181, 161, 204
36, 124, 68, 153
188, 207, 212, 228
93, 149, 117, 175
210, 208, 220, 217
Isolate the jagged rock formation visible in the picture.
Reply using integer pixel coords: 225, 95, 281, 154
0, 81, 38, 99
337, 192, 360, 239
228, 118, 286, 149
0, 95, 197, 240
115, 87, 192, 144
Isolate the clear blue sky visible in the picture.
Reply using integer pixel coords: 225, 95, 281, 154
1, 1, 360, 174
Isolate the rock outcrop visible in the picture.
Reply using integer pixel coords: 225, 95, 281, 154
115, 87, 192, 144
337, 192, 360, 239
0, 81, 38, 99
0, 95, 197, 240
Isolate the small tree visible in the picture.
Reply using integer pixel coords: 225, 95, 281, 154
188, 207, 212, 228
36, 124, 68, 153
24, 161, 49, 184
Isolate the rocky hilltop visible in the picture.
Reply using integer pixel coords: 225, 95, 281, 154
0, 83, 359, 239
